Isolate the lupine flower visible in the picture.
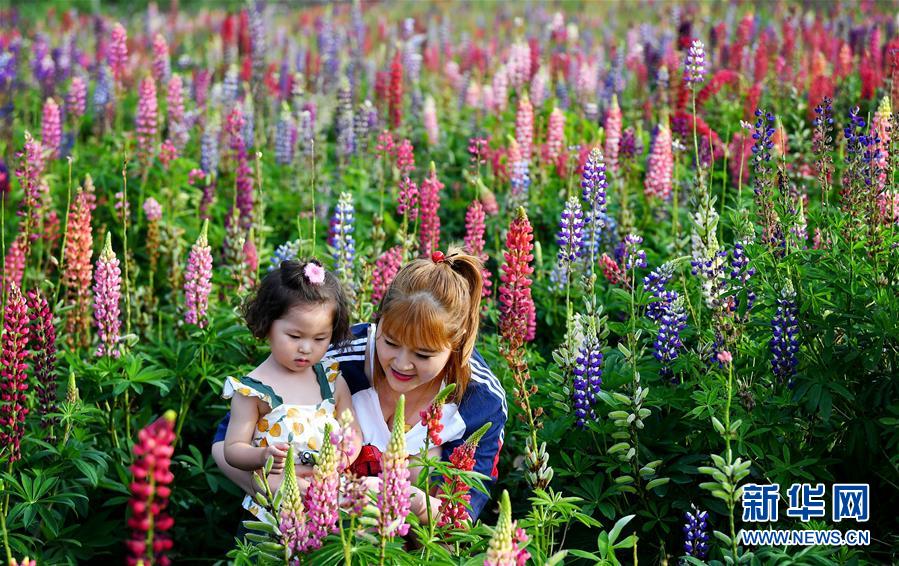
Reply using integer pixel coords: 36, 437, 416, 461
336, 79, 355, 161
93, 233, 122, 358
26, 291, 56, 428
395, 138, 415, 177
419, 162, 443, 256
64, 189, 93, 348
226, 107, 254, 229
152, 33, 170, 84
279, 445, 307, 557
729, 240, 757, 313
684, 40, 706, 85
573, 320, 603, 427
515, 93, 534, 163
41, 98, 61, 158
530, 66, 548, 108
200, 118, 220, 176
654, 297, 687, 379
388, 51, 403, 129
158, 139, 177, 169
464, 200, 492, 299
683, 504, 709, 559
275, 104, 295, 166
644, 123, 673, 199
354, 100, 373, 153
622, 233, 647, 270
423, 95, 439, 146
241, 97, 255, 150
580, 148, 608, 266
143, 197, 163, 278
166, 74, 187, 150
108, 23, 128, 82
437, 422, 491, 527
604, 95, 622, 175
600, 253, 626, 287
15, 132, 46, 242
328, 192, 355, 283
485, 491, 530, 566
499, 207, 536, 346
136, 76, 158, 168
3, 236, 25, 292
378, 394, 411, 538
0, 160, 9, 196
555, 195, 585, 286
371, 245, 403, 304
771, 282, 799, 387
183, 220, 213, 328
0, 283, 29, 463
93, 65, 113, 116
543, 107, 565, 165
126, 410, 176, 566
397, 176, 419, 222
304, 423, 340, 550
269, 239, 301, 272
66, 75, 87, 118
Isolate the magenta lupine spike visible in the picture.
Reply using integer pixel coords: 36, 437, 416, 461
67, 76, 87, 118
644, 123, 674, 200
143, 197, 162, 221
92, 232, 122, 358
26, 290, 57, 428
159, 139, 177, 170
371, 245, 403, 304
41, 98, 61, 158
604, 95, 622, 175
499, 207, 537, 346
515, 93, 534, 163
397, 176, 419, 222
464, 200, 492, 299
543, 107, 565, 165
183, 220, 213, 328
303, 423, 340, 550
3, 235, 25, 292
108, 23, 128, 83
419, 162, 443, 256
136, 76, 158, 168
0, 283, 29, 463
423, 95, 439, 146
166, 74, 187, 150
377, 395, 411, 538
226, 107, 254, 229
152, 33, 170, 84
395, 138, 415, 177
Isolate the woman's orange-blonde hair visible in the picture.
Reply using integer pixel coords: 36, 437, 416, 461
373, 247, 484, 402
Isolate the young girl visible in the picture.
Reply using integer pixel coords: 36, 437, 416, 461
222, 259, 361, 520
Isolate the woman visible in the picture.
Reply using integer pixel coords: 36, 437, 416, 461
212, 248, 506, 520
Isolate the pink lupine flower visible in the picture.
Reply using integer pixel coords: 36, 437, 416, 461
41, 98, 61, 158
499, 207, 536, 346
481, 84, 495, 113
0, 283, 29, 463
419, 162, 443, 256
159, 139, 177, 169
465, 80, 481, 109
136, 76, 158, 168
530, 67, 548, 109
26, 290, 57, 428
397, 176, 419, 222
143, 197, 163, 222
604, 95, 622, 174
152, 33, 170, 84
66, 76, 87, 118
515, 93, 534, 163
600, 253, 627, 288
372, 246, 403, 304
15, 132, 46, 242
378, 394, 411, 538
375, 130, 395, 159
303, 423, 340, 550
126, 410, 176, 566
644, 123, 673, 200
423, 95, 439, 146
395, 138, 415, 177
3, 235, 25, 293
166, 74, 187, 150
464, 200, 492, 299
184, 220, 213, 328
92, 232, 122, 358
492, 65, 508, 112
543, 107, 565, 166
63, 189, 93, 348
109, 23, 128, 82
485, 491, 530, 566
226, 107, 254, 229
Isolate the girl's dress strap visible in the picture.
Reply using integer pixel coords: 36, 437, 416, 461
222, 375, 283, 408
313, 362, 334, 402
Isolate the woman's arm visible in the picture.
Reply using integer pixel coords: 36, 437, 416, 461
224, 394, 288, 473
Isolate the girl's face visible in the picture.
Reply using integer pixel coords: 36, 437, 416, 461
375, 327, 452, 395
268, 301, 335, 373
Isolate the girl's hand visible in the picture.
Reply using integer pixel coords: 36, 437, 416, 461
263, 443, 290, 474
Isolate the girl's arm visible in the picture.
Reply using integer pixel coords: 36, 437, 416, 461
334, 375, 363, 464
224, 394, 289, 473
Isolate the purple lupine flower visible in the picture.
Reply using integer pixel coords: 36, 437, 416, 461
66, 76, 87, 118
93, 65, 112, 115
581, 148, 608, 262
771, 282, 799, 387
751, 108, 776, 174
354, 100, 372, 153
555, 195, 585, 285
136, 76, 158, 167
684, 504, 709, 559
509, 158, 530, 206
643, 262, 677, 323
241, 98, 255, 150
184, 220, 213, 328
729, 240, 756, 313
249, 2, 266, 88
152, 33, 170, 84
302, 423, 340, 550
92, 232, 122, 358
843, 106, 867, 160
684, 40, 706, 85
298, 110, 314, 158
108, 23, 128, 83
654, 297, 687, 379
377, 394, 411, 538
200, 118, 220, 176
328, 192, 355, 283
622, 233, 647, 270
274, 104, 295, 166
573, 326, 602, 428
26, 290, 57, 428
226, 107, 254, 229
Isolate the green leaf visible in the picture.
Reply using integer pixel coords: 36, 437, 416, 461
645, 477, 670, 490
608, 514, 635, 545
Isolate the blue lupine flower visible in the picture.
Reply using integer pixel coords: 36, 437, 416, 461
730, 240, 756, 313
93, 65, 112, 113
555, 196, 586, 289
329, 192, 356, 282
573, 331, 603, 428
771, 282, 799, 387
684, 504, 709, 559
623, 233, 647, 270
654, 297, 686, 379
643, 262, 676, 323
275, 105, 295, 166
269, 239, 301, 272
201, 120, 220, 176
751, 108, 776, 177
581, 148, 608, 262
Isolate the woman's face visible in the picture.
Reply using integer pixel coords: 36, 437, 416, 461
376, 327, 452, 395
268, 302, 335, 373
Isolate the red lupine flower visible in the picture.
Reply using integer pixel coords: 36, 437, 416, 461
388, 50, 403, 129
419, 402, 444, 445
499, 207, 536, 346
419, 162, 443, 256
26, 290, 56, 428
126, 410, 177, 566
695, 70, 740, 107
600, 253, 627, 287
0, 283, 29, 463
437, 442, 475, 528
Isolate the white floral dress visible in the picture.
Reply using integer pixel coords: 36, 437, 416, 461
222, 358, 341, 519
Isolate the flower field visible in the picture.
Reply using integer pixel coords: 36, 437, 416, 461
1, 1, 898, 564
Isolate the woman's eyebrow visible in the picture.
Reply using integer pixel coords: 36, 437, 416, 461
383, 333, 438, 353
